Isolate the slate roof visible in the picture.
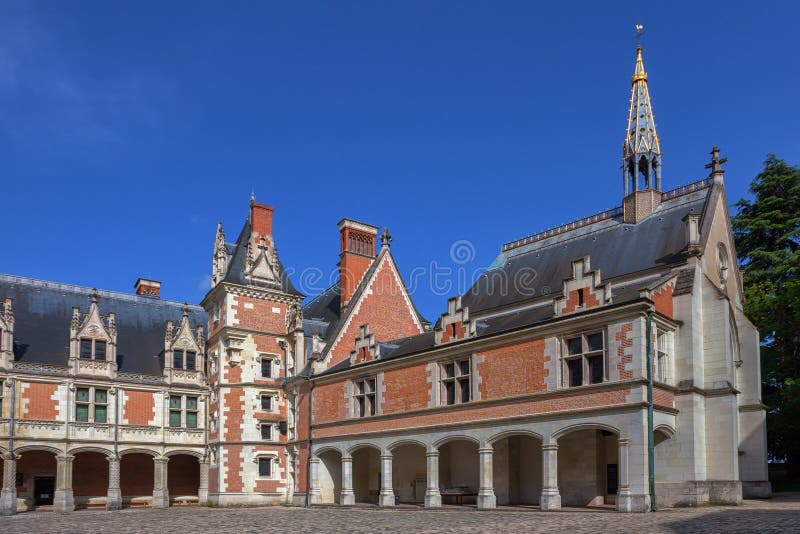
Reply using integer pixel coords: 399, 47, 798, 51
0, 274, 207, 376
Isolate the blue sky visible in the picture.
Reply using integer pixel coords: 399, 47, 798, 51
2, 1, 799, 320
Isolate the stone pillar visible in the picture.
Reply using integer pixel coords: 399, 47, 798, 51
106, 456, 122, 511
424, 450, 441, 508
477, 446, 496, 510
540, 443, 561, 511
308, 457, 322, 505
616, 438, 633, 512
1, 455, 18, 516
54, 455, 75, 513
152, 457, 170, 508
340, 456, 355, 506
379, 453, 394, 507
198, 459, 210, 506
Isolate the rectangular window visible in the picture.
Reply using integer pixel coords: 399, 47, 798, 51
173, 350, 184, 369
169, 395, 198, 428
564, 332, 605, 387
261, 424, 272, 440
185, 396, 198, 428
75, 386, 107, 423
80, 339, 93, 359
441, 357, 471, 405
185, 351, 196, 371
353, 377, 376, 417
261, 394, 272, 411
656, 330, 673, 384
258, 457, 272, 477
94, 340, 107, 361
261, 358, 272, 378
169, 395, 182, 427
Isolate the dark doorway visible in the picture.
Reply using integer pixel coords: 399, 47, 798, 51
606, 464, 618, 495
34, 476, 55, 505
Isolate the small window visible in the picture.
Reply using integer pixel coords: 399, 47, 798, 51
441, 357, 471, 405
75, 386, 107, 423
80, 338, 108, 360
717, 243, 730, 283
261, 394, 272, 411
564, 332, 605, 387
186, 396, 198, 428
261, 424, 272, 440
169, 396, 182, 427
80, 339, 93, 359
258, 457, 272, 477
353, 377, 376, 417
95, 340, 107, 361
567, 359, 583, 387
261, 358, 272, 378
185, 351, 196, 371
169, 395, 198, 428
655, 329, 673, 384
173, 350, 184, 369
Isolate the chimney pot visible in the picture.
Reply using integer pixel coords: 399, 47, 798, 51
135, 278, 162, 298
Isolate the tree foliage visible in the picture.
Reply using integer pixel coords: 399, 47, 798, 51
733, 155, 800, 475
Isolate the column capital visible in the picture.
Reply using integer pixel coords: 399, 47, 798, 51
154, 456, 170, 464
341, 456, 353, 463
379, 454, 392, 461
478, 447, 494, 455
425, 451, 439, 458
56, 455, 75, 464
106, 455, 120, 463
542, 443, 559, 451
617, 437, 631, 446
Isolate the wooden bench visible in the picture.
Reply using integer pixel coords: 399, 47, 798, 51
440, 487, 478, 505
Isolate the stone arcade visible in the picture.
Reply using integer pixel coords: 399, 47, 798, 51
0, 45, 770, 514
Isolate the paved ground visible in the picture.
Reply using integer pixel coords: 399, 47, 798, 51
2, 495, 800, 533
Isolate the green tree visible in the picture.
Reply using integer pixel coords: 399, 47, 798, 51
733, 155, 800, 478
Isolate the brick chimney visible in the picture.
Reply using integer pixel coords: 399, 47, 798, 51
134, 278, 162, 298
250, 199, 274, 245
338, 219, 378, 312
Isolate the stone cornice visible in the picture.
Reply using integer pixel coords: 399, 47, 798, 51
201, 281, 302, 308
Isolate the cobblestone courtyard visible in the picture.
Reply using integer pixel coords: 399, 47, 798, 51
2, 496, 799, 533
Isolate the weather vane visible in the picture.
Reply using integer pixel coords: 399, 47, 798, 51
635, 24, 645, 46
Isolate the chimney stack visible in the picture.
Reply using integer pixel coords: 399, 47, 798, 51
250, 200, 274, 245
338, 219, 378, 312
134, 278, 162, 298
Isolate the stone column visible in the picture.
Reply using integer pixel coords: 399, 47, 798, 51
379, 453, 394, 507
616, 438, 633, 512
198, 459, 210, 506
340, 456, 355, 506
106, 456, 122, 511
424, 450, 441, 508
1, 455, 18, 516
54, 455, 75, 513
308, 457, 322, 505
152, 457, 170, 508
540, 443, 561, 511
477, 446, 496, 510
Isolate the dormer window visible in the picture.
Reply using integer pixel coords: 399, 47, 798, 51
173, 350, 197, 370
80, 338, 107, 360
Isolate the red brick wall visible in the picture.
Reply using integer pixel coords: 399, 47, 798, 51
312, 381, 347, 423
439, 321, 466, 343
17, 451, 56, 496
381, 363, 430, 413
224, 445, 244, 492
651, 283, 675, 319
123, 389, 155, 426
340, 253, 373, 307
73, 452, 109, 497
329, 258, 423, 367
616, 323, 634, 380
250, 201, 274, 244
296, 444, 309, 493
21, 381, 58, 420
296, 382, 311, 441
477, 338, 547, 399
314, 386, 632, 439
561, 286, 601, 314
120, 454, 154, 496
168, 455, 200, 496
653, 386, 675, 409
231, 297, 286, 336
253, 446, 284, 493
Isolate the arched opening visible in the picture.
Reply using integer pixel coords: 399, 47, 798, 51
120, 453, 154, 507
351, 446, 380, 504
16, 450, 58, 511
557, 428, 619, 507
167, 454, 200, 506
638, 155, 650, 190
391, 443, 427, 504
492, 434, 542, 506
73, 451, 110, 509
438, 439, 479, 506
316, 449, 342, 504
653, 427, 676, 505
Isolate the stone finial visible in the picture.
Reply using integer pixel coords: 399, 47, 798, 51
380, 227, 393, 249
705, 146, 728, 183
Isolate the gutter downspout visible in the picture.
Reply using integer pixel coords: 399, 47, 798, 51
646, 309, 656, 511
305, 369, 314, 508
8, 378, 16, 454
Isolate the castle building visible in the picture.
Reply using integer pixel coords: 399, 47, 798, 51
0, 45, 769, 515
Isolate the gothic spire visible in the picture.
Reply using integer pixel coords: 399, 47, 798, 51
622, 44, 662, 195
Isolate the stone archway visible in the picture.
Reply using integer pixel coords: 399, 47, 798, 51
390, 442, 427, 504
72, 451, 111, 509
316, 449, 342, 504
556, 427, 619, 507
351, 446, 381, 505
437, 438, 479, 506
490, 433, 543, 506
16, 449, 59, 511
120, 452, 155, 507
166, 454, 200, 506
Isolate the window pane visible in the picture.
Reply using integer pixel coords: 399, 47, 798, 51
94, 389, 107, 404
94, 340, 107, 360
76, 388, 90, 402
445, 381, 455, 405
258, 458, 271, 477
568, 359, 583, 387
587, 333, 604, 352
567, 337, 583, 356
185, 396, 198, 410
80, 339, 92, 359
367, 394, 376, 416
173, 351, 183, 369
356, 381, 365, 394
186, 412, 197, 428
261, 359, 272, 378
459, 378, 470, 403
588, 355, 604, 384
76, 404, 89, 422
186, 351, 196, 370
444, 363, 455, 379
94, 405, 107, 423
169, 411, 181, 427
459, 360, 470, 376
261, 425, 271, 440
261, 396, 271, 411
367, 379, 376, 392
357, 396, 365, 417
169, 396, 182, 409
